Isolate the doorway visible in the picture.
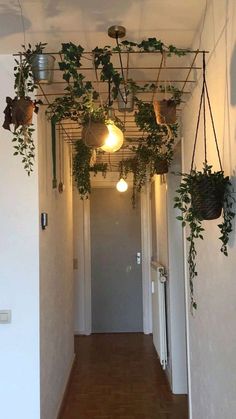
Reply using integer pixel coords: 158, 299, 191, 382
90, 187, 143, 333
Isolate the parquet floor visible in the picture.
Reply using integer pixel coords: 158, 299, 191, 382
59, 334, 188, 419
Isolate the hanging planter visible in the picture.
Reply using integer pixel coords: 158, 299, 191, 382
30, 54, 55, 84
11, 97, 35, 127
117, 84, 134, 112
174, 53, 235, 311
22, 42, 55, 84
3, 96, 35, 130
153, 99, 177, 124
153, 157, 169, 174
82, 121, 108, 148
190, 174, 225, 220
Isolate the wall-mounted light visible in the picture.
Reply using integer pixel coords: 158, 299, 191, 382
116, 178, 128, 192
100, 120, 124, 153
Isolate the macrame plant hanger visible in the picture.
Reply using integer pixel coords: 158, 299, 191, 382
190, 52, 223, 173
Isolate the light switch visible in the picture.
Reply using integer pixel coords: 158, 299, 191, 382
0, 310, 11, 324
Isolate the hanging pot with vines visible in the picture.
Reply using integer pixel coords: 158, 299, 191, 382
2, 51, 41, 175
174, 53, 235, 311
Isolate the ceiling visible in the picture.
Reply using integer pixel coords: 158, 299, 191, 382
0, 0, 206, 53
0, 0, 207, 170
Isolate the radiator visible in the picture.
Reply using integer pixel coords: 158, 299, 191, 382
151, 262, 168, 369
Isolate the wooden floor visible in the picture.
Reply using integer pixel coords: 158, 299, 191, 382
60, 334, 188, 419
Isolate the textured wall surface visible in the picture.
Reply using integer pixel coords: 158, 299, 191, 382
0, 56, 40, 419
38, 114, 74, 419
181, 1, 236, 418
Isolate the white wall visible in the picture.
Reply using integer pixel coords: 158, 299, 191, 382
38, 114, 74, 419
182, 1, 236, 417
152, 163, 187, 395
0, 56, 40, 419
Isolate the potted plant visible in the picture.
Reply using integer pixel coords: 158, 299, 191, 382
174, 163, 235, 310
23, 42, 55, 84
80, 94, 109, 148
2, 55, 41, 175
153, 85, 182, 125
135, 100, 177, 174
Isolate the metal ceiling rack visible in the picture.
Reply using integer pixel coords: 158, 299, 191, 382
23, 38, 208, 170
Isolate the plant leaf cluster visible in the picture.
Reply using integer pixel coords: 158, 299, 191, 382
73, 140, 108, 199
12, 125, 35, 176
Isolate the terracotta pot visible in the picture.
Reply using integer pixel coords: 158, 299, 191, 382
191, 177, 224, 220
30, 54, 55, 84
82, 122, 109, 147
153, 99, 177, 125
12, 97, 34, 128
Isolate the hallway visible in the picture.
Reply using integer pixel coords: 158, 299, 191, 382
60, 334, 188, 419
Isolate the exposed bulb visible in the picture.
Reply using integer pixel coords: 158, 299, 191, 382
116, 178, 128, 192
100, 120, 124, 153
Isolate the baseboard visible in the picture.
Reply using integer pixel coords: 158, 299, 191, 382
74, 329, 91, 336
56, 354, 76, 419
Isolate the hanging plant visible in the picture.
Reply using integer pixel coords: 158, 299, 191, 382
119, 156, 148, 208
152, 82, 183, 126
174, 164, 234, 310
59, 42, 94, 97
2, 48, 42, 175
134, 100, 177, 171
174, 53, 235, 311
73, 140, 108, 199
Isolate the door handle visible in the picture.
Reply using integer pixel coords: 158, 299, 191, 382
136, 252, 141, 265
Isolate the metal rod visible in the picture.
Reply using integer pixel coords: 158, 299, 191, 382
35, 91, 191, 97
181, 50, 199, 93
42, 66, 202, 71
38, 84, 73, 143
13, 50, 209, 56
38, 79, 197, 84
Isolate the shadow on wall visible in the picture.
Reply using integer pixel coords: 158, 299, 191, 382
45, 0, 137, 31
230, 43, 236, 106
0, 4, 31, 38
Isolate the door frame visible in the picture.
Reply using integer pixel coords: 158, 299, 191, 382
74, 172, 152, 335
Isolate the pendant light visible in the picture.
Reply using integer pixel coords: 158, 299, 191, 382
116, 178, 128, 192
101, 119, 124, 153
100, 84, 124, 153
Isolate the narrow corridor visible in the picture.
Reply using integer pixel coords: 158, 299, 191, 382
60, 334, 188, 419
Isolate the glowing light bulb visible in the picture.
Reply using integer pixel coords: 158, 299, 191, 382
116, 178, 128, 192
100, 120, 124, 153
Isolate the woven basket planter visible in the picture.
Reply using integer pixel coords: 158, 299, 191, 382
154, 158, 168, 175
191, 177, 224, 220
11, 97, 34, 128
153, 99, 177, 125
82, 121, 108, 148
30, 54, 55, 84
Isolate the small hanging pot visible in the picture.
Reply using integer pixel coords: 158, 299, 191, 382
153, 99, 177, 125
82, 121, 109, 148
30, 54, 55, 84
154, 157, 169, 175
117, 85, 134, 112
12, 97, 35, 128
190, 177, 224, 220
